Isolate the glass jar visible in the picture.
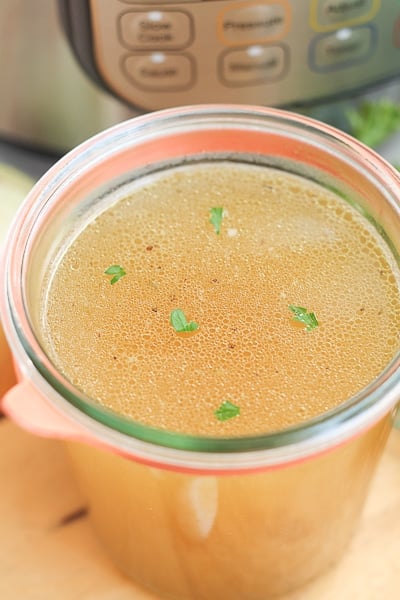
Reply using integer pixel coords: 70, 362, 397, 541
1, 105, 400, 599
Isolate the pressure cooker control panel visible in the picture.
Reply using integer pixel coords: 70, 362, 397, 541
60, 0, 400, 111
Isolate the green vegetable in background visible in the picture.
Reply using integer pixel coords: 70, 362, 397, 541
0, 162, 34, 244
346, 100, 400, 149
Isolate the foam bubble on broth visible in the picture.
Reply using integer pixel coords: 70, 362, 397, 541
41, 162, 400, 436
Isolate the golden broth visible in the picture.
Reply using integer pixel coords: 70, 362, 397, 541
41, 162, 400, 436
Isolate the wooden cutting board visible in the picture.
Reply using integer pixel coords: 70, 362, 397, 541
1, 417, 400, 600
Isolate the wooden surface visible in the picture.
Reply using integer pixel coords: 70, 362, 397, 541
1, 417, 400, 600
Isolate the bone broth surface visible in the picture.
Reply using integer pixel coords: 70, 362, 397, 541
41, 162, 400, 436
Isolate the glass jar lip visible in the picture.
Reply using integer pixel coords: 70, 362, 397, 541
3, 104, 400, 461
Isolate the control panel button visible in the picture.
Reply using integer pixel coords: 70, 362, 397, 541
122, 52, 195, 91
310, 25, 375, 70
118, 10, 193, 50
311, 0, 379, 30
219, 44, 287, 85
218, 1, 290, 45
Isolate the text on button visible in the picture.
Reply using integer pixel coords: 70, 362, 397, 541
123, 52, 195, 91
118, 10, 193, 50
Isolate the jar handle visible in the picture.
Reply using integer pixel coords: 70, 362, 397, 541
2, 381, 90, 441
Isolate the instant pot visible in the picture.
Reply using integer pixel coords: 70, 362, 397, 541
1, 0, 400, 154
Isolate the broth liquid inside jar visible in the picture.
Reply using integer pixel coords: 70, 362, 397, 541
40, 161, 400, 599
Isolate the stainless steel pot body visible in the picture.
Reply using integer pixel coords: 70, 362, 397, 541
0, 0, 134, 153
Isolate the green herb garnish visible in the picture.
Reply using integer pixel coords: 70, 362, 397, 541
289, 305, 319, 332
209, 207, 224, 235
215, 400, 240, 421
170, 309, 199, 333
346, 100, 400, 148
104, 264, 126, 285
